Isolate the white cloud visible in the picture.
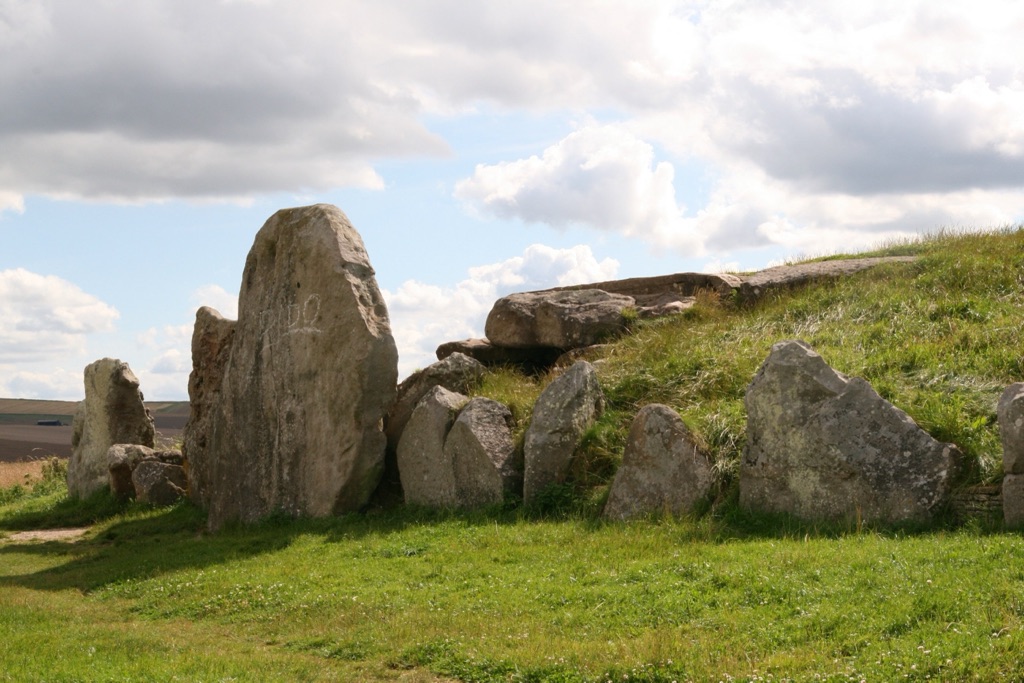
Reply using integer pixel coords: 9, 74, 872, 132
385, 244, 618, 378
191, 284, 239, 320
0, 268, 119, 363
455, 124, 704, 252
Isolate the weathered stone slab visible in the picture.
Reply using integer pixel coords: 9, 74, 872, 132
737, 257, 917, 304
132, 459, 188, 506
446, 397, 519, 507
998, 383, 1024, 475
397, 386, 468, 507
68, 359, 154, 499
1003, 474, 1024, 528
523, 361, 604, 502
193, 204, 398, 529
436, 338, 563, 372
485, 290, 636, 350
182, 306, 236, 511
740, 340, 962, 524
603, 404, 715, 520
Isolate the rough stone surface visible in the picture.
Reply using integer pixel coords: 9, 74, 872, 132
109, 444, 185, 501
737, 257, 917, 304
603, 404, 715, 520
551, 272, 741, 303
68, 359, 155, 499
998, 383, 1024, 475
523, 361, 605, 502
132, 459, 188, 506
397, 386, 468, 507
485, 290, 636, 350
740, 340, 962, 524
1003, 474, 1024, 528
192, 204, 398, 529
182, 306, 236, 511
385, 353, 486, 457
436, 338, 563, 372
108, 444, 157, 501
446, 397, 519, 507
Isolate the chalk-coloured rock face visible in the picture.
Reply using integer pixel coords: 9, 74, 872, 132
194, 204, 398, 529
446, 397, 519, 507
998, 383, 1024, 476
523, 361, 605, 502
396, 386, 468, 507
603, 404, 715, 520
68, 359, 154, 499
740, 340, 962, 524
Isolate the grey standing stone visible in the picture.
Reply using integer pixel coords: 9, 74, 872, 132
193, 204, 398, 529
68, 359, 154, 499
182, 306, 236, 511
397, 386, 468, 507
523, 361, 605, 502
998, 383, 1024, 475
1003, 474, 1024, 528
603, 404, 715, 520
446, 397, 519, 507
740, 340, 962, 524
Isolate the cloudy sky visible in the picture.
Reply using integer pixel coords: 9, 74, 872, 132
3, 0, 1024, 400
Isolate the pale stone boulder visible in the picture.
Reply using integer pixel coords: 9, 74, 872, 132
132, 459, 188, 506
1003, 474, 1024, 528
998, 383, 1024, 475
182, 306, 236, 511
523, 361, 605, 502
108, 444, 185, 503
603, 404, 715, 520
68, 359, 154, 499
192, 204, 398, 529
485, 290, 636, 350
385, 353, 486, 456
740, 340, 962, 524
397, 386, 468, 507
446, 397, 519, 507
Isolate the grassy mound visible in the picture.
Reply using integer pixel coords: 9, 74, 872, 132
475, 227, 1024, 510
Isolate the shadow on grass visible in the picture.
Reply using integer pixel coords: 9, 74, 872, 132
0, 484, 1011, 597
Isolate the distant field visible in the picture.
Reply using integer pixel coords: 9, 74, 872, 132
0, 398, 189, 463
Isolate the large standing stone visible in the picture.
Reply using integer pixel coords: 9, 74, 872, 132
193, 204, 398, 529
396, 386, 468, 507
67, 359, 154, 499
485, 290, 636, 350
523, 361, 605, 502
182, 306, 236, 511
446, 397, 519, 507
998, 383, 1024, 475
1003, 475, 1024, 528
740, 340, 962, 524
603, 404, 715, 520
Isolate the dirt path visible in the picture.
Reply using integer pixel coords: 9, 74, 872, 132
4, 527, 90, 542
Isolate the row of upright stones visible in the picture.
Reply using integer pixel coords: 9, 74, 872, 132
63, 203, 1024, 531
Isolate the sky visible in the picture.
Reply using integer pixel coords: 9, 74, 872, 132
3, 0, 1024, 401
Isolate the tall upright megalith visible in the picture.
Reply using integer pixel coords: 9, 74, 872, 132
68, 358, 155, 499
184, 204, 398, 529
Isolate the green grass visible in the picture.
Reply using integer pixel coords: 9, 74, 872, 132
2, 227, 1024, 681
1, 500, 1023, 681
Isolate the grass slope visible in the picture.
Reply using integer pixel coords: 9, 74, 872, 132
1, 228, 1023, 682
